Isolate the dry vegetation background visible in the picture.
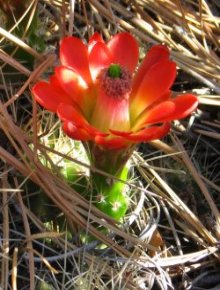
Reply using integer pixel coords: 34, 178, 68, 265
0, 0, 220, 289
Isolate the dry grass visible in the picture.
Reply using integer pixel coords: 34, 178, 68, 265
0, 0, 220, 289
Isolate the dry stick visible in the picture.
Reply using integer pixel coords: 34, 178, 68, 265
22, 203, 72, 249
201, 0, 220, 28
162, 200, 183, 254
198, 94, 220, 99
22, 202, 102, 262
149, 140, 181, 162
0, 50, 31, 76
199, 0, 210, 53
89, 0, 154, 43
162, 0, 219, 59
1, 175, 35, 290
0, 147, 30, 180
201, 176, 220, 193
175, 0, 214, 63
133, 153, 207, 250
173, 25, 209, 61
82, 0, 91, 37
75, 205, 156, 250
179, 59, 220, 80
0, 105, 83, 226
174, 25, 220, 65
112, 251, 140, 289
171, 47, 218, 73
0, 106, 97, 210
198, 96, 220, 106
40, 166, 150, 254
174, 0, 192, 32
201, 120, 220, 129
142, 0, 197, 33
103, 0, 118, 34
149, 0, 209, 30
25, 231, 64, 242
130, 0, 177, 48
37, 142, 156, 203
171, 134, 220, 232
68, 0, 76, 36
203, 22, 220, 49
175, 219, 207, 245
143, 1, 219, 61
16, 189, 35, 290
194, 129, 220, 140
0, 0, 39, 68
1, 176, 10, 290
90, 0, 220, 92
0, 27, 41, 60
3, 53, 56, 108
0, 106, 145, 255
24, 205, 138, 290
32, 97, 38, 164
90, 5, 111, 39
1, 4, 118, 260
26, 248, 59, 274
138, 246, 218, 267
147, 159, 216, 244
0, 0, 37, 44
0, 182, 40, 289
0, 128, 185, 250
37, 140, 184, 246
172, 58, 220, 93
12, 247, 18, 290
24, 0, 39, 36
148, 138, 220, 207
61, 0, 68, 38
0, 112, 41, 180
34, 170, 136, 256
150, 140, 218, 243
146, 179, 182, 254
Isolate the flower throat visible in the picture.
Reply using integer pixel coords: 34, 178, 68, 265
98, 64, 132, 99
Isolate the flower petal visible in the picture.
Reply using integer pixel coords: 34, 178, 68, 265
130, 60, 176, 121
32, 81, 72, 112
89, 42, 113, 81
95, 135, 128, 150
63, 121, 92, 141
60, 36, 92, 84
107, 32, 139, 73
144, 101, 175, 124
91, 90, 130, 133
55, 66, 87, 107
88, 32, 104, 53
57, 103, 106, 137
132, 45, 170, 96
57, 103, 87, 125
132, 101, 176, 130
126, 123, 170, 142
109, 129, 133, 137
162, 94, 198, 121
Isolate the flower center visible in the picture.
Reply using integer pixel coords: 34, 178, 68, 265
98, 64, 132, 99
108, 64, 121, 78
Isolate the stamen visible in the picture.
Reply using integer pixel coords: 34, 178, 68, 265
98, 65, 132, 99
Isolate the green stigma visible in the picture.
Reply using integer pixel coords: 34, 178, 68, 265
108, 64, 121, 78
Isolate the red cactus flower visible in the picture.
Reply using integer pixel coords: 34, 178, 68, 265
32, 32, 198, 150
